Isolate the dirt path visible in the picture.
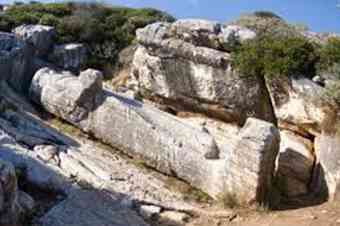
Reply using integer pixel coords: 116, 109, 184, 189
186, 201, 340, 226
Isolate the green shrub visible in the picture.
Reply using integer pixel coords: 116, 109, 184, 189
253, 11, 282, 19
39, 14, 59, 27
232, 34, 318, 78
318, 37, 340, 78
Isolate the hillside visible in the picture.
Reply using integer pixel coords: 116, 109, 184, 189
1, 3, 340, 226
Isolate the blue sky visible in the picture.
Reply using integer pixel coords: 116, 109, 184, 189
1, 0, 340, 33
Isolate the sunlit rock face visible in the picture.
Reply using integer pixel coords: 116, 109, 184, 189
130, 20, 274, 126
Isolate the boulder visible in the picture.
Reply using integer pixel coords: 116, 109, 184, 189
265, 76, 330, 136
30, 68, 103, 126
131, 20, 270, 125
39, 190, 149, 226
171, 19, 221, 49
130, 45, 275, 125
277, 130, 315, 197
30, 68, 280, 203
138, 20, 256, 51
316, 125, 340, 201
0, 159, 19, 226
0, 32, 31, 92
136, 22, 172, 47
13, 24, 55, 57
219, 25, 256, 51
49, 43, 87, 72
226, 118, 280, 204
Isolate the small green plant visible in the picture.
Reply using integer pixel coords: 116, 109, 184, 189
232, 34, 318, 78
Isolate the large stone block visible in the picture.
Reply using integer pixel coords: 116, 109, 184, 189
130, 21, 266, 125
13, 24, 55, 57
49, 43, 87, 73
131, 45, 274, 125
277, 130, 315, 197
30, 68, 280, 203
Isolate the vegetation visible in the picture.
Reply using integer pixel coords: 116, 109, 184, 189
253, 10, 282, 20
318, 37, 340, 78
0, 2, 175, 77
232, 34, 319, 78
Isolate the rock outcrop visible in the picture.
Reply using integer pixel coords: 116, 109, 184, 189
129, 20, 274, 125
277, 130, 315, 197
49, 43, 87, 72
0, 32, 31, 92
1, 16, 340, 225
0, 159, 19, 226
29, 67, 280, 203
13, 24, 55, 57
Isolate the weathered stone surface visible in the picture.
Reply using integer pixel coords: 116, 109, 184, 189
171, 19, 221, 49
0, 159, 19, 226
137, 20, 255, 52
49, 43, 87, 72
131, 45, 275, 125
136, 22, 172, 47
265, 76, 330, 136
179, 116, 240, 159
0, 92, 77, 148
317, 126, 340, 201
226, 118, 280, 204
0, 32, 31, 92
85, 93, 226, 197
139, 205, 161, 220
218, 25, 256, 51
277, 130, 315, 197
159, 211, 190, 225
131, 20, 270, 125
13, 24, 55, 56
17, 190, 35, 215
39, 190, 149, 226
30, 68, 280, 202
30, 68, 103, 127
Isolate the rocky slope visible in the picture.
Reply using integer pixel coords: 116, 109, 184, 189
0, 12, 340, 226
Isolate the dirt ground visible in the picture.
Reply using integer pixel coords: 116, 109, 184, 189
187, 201, 340, 226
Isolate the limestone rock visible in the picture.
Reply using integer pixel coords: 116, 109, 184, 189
49, 43, 87, 72
30, 67, 103, 126
219, 25, 256, 51
131, 45, 275, 125
159, 211, 190, 225
139, 205, 161, 220
17, 191, 35, 215
136, 22, 172, 46
226, 118, 280, 204
39, 190, 149, 226
132, 20, 271, 125
13, 24, 55, 56
171, 19, 221, 49
30, 68, 280, 202
0, 159, 19, 226
277, 130, 315, 197
0, 32, 31, 92
265, 76, 329, 136
317, 127, 340, 201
